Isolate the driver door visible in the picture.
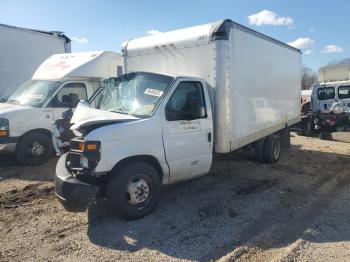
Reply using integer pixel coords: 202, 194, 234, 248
162, 79, 213, 183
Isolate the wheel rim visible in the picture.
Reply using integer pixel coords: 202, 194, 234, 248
273, 139, 281, 159
126, 176, 150, 205
28, 142, 44, 158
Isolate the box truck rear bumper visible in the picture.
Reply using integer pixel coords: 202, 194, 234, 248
55, 153, 100, 212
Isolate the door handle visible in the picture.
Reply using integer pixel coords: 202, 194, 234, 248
208, 132, 212, 142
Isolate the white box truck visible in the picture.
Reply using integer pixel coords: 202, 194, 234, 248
0, 23, 71, 100
54, 19, 301, 219
0, 51, 122, 165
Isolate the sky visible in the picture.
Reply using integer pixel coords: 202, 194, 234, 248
1, 0, 349, 71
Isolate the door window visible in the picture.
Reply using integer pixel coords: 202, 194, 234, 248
166, 81, 206, 121
50, 83, 87, 108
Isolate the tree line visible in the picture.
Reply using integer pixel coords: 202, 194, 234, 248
302, 57, 350, 90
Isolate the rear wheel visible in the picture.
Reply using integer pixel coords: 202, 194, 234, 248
16, 132, 52, 165
106, 162, 161, 220
263, 135, 282, 164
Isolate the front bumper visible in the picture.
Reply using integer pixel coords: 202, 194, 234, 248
55, 153, 100, 212
0, 143, 16, 153
0, 137, 17, 153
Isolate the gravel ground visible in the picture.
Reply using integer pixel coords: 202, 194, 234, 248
0, 133, 349, 262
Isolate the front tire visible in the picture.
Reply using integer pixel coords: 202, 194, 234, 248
106, 162, 161, 220
16, 132, 52, 165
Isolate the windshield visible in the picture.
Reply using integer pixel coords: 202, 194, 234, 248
99, 72, 174, 117
8, 80, 61, 107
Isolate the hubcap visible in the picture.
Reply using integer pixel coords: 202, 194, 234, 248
127, 177, 150, 205
273, 140, 281, 159
30, 142, 44, 157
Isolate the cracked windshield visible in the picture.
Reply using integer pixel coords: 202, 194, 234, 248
99, 72, 173, 117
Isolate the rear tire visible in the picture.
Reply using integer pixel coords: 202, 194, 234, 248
16, 132, 52, 165
106, 162, 161, 220
263, 135, 282, 164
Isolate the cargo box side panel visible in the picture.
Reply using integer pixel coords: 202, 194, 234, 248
228, 27, 301, 150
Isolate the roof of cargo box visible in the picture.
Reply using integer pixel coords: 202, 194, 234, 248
122, 19, 300, 54
318, 64, 350, 83
32, 51, 122, 80
0, 23, 71, 43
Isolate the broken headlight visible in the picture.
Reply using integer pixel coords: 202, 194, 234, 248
0, 118, 9, 137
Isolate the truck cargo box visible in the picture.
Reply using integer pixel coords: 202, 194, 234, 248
0, 23, 71, 100
122, 19, 301, 153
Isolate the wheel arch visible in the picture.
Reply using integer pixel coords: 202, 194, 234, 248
111, 155, 164, 181
18, 128, 52, 142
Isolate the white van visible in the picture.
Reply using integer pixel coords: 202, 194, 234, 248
55, 20, 301, 219
296, 64, 350, 136
0, 51, 122, 165
313, 64, 350, 113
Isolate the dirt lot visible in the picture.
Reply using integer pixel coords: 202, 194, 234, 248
0, 133, 349, 262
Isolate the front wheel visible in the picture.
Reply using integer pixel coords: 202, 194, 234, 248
16, 132, 52, 165
106, 162, 161, 220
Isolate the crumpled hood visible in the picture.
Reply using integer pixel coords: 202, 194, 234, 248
70, 101, 140, 130
0, 102, 32, 116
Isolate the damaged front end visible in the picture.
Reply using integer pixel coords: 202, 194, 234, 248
54, 101, 140, 211
52, 100, 139, 155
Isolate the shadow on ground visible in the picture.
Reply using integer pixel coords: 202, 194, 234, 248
86, 143, 350, 261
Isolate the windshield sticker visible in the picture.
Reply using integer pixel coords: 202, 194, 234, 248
144, 88, 163, 97
28, 94, 44, 100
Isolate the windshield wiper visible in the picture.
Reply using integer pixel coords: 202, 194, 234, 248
7, 99, 22, 105
131, 114, 149, 119
110, 110, 129, 115
110, 106, 131, 115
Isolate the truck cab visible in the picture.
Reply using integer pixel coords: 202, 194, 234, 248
55, 72, 213, 218
0, 51, 122, 165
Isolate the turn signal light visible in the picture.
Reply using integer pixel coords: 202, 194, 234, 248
71, 140, 100, 152
86, 144, 97, 151
0, 130, 8, 137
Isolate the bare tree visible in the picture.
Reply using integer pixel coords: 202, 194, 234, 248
301, 66, 317, 90
328, 57, 350, 65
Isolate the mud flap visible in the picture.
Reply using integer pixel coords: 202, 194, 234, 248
281, 127, 291, 148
